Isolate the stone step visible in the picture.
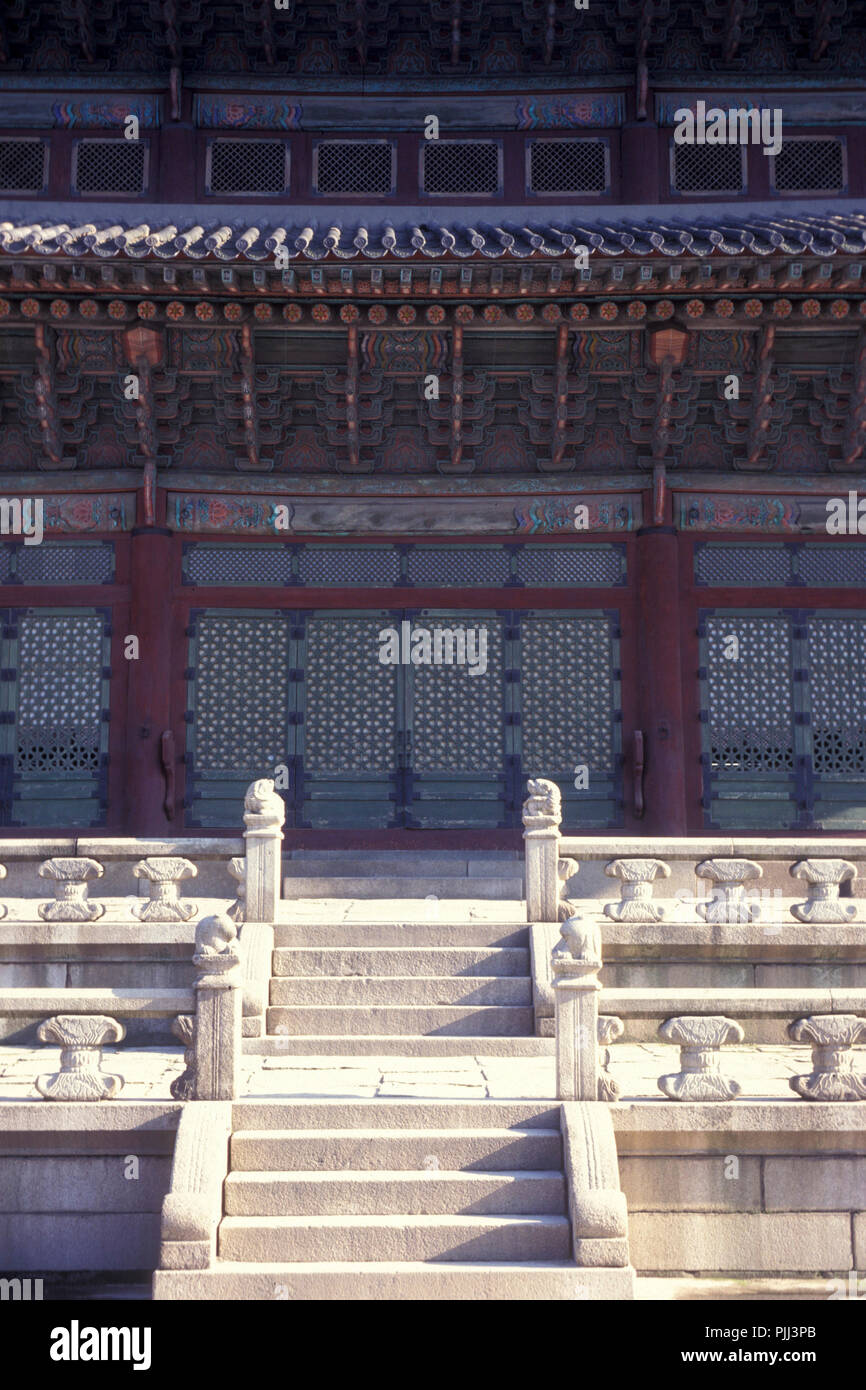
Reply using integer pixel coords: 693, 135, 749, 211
224, 1170, 567, 1216
155, 1262, 619, 1301
285, 854, 521, 877
231, 1101, 560, 1130
269, 976, 532, 1006
244, 1034, 553, 1056
274, 923, 530, 949
272, 946, 530, 978
266, 1004, 535, 1036
282, 876, 524, 900
230, 1127, 563, 1172
218, 1213, 571, 1263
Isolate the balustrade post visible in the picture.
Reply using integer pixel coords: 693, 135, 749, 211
552, 915, 602, 1101
243, 779, 285, 924
523, 778, 562, 923
192, 913, 242, 1101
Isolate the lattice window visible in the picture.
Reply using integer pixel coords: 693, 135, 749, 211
808, 617, 866, 777
207, 139, 289, 195
518, 546, 623, 586
772, 138, 844, 194
694, 544, 792, 587
407, 548, 511, 587
73, 139, 147, 194
798, 546, 866, 587
671, 143, 745, 194
298, 548, 402, 587
304, 617, 397, 773
0, 551, 12, 585
16, 615, 103, 775
705, 616, 793, 772
314, 141, 394, 195
528, 139, 608, 194
185, 545, 294, 586
422, 141, 500, 195
412, 619, 504, 773
521, 616, 616, 773
16, 544, 114, 586
192, 616, 289, 770
0, 138, 47, 193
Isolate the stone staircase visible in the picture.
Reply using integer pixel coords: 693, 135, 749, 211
246, 850, 548, 1056
155, 1100, 631, 1299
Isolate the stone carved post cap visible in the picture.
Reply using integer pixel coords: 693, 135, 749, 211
790, 859, 857, 885
243, 778, 286, 830
605, 858, 671, 882
695, 859, 762, 884
788, 1013, 866, 1047
39, 857, 104, 882
37, 1013, 126, 1048
598, 1015, 624, 1045
552, 915, 602, 972
659, 1014, 744, 1047
0, 864, 7, 879
133, 856, 198, 883
522, 778, 562, 832
194, 912, 242, 982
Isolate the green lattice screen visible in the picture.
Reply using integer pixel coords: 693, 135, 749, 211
699, 609, 866, 829
0, 608, 111, 827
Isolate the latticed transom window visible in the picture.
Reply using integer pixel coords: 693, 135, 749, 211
422, 140, 500, 194
672, 143, 745, 194
528, 139, 608, 194
73, 139, 147, 194
0, 138, 47, 193
314, 141, 394, 195
208, 139, 289, 195
772, 138, 844, 193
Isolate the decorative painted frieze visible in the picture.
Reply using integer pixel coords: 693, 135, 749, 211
788, 1015, 866, 1101
604, 858, 671, 922
38, 858, 104, 922
51, 98, 162, 128
515, 94, 624, 127
132, 858, 198, 923
790, 859, 858, 923
678, 494, 801, 532
194, 96, 302, 128
695, 859, 762, 924
658, 1015, 744, 1102
36, 1015, 125, 1101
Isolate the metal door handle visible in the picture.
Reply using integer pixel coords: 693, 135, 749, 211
160, 730, 175, 821
633, 730, 645, 819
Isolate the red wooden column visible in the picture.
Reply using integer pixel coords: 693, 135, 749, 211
635, 523, 688, 834
124, 525, 175, 834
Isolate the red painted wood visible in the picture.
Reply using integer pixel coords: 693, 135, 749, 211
635, 525, 688, 834
123, 527, 176, 834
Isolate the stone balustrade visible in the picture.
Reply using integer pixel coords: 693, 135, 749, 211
132, 857, 198, 922
522, 779, 864, 928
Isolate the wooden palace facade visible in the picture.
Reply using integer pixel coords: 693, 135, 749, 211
1, 2, 866, 842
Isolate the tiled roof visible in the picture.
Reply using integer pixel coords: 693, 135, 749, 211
2, 213, 866, 261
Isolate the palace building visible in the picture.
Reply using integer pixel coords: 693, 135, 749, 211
1, 1, 866, 843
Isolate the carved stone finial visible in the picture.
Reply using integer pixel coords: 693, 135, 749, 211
598, 1015, 624, 1102
695, 858, 762, 924
522, 778, 562, 832
194, 912, 242, 979
604, 858, 671, 922
132, 857, 198, 922
227, 856, 246, 924
36, 1014, 125, 1100
553, 914, 602, 971
557, 856, 579, 921
170, 1014, 196, 1101
0, 862, 7, 921
243, 778, 286, 830
788, 1014, 866, 1101
658, 1015, 744, 1101
790, 860, 857, 924
38, 857, 104, 922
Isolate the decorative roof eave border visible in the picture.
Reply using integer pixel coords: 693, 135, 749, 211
3, 209, 866, 264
